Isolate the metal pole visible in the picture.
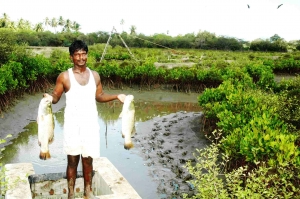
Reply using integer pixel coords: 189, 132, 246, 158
100, 27, 114, 63
113, 27, 138, 61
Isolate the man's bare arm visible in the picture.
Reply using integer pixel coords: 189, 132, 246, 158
93, 71, 125, 103
50, 72, 66, 104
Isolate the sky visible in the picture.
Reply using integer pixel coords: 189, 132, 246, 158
1, 0, 300, 41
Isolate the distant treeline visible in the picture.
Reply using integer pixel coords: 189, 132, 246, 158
1, 28, 300, 52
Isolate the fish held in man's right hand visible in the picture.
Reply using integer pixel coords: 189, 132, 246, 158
37, 94, 54, 160
119, 95, 136, 150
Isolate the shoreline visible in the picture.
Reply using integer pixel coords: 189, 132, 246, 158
0, 88, 201, 145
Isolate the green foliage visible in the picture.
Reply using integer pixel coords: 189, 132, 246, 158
199, 80, 300, 166
0, 61, 27, 94
10, 55, 51, 81
273, 77, 300, 130
0, 29, 16, 64
49, 49, 72, 73
250, 39, 288, 52
245, 63, 276, 90
183, 143, 229, 199
274, 57, 300, 73
95, 60, 118, 79
134, 58, 159, 89
183, 140, 300, 199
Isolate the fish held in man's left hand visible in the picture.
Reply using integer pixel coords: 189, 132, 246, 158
119, 95, 136, 150
37, 94, 54, 160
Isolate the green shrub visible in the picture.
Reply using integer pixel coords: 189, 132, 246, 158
199, 80, 300, 166
245, 63, 276, 90
0, 29, 16, 65
183, 140, 300, 199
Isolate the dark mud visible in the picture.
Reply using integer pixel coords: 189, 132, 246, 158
133, 111, 208, 198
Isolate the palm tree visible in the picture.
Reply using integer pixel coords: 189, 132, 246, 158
63, 19, 72, 32
24, 20, 32, 30
8, 21, 16, 30
0, 13, 11, 28
120, 19, 125, 32
34, 22, 44, 32
72, 21, 80, 32
17, 18, 26, 30
44, 17, 50, 30
51, 17, 58, 32
58, 16, 65, 32
129, 25, 137, 35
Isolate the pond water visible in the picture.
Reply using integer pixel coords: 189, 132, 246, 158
1, 91, 202, 199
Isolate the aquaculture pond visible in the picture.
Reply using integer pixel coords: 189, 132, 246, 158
1, 90, 205, 199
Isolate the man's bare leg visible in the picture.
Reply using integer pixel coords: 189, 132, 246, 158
67, 155, 80, 199
82, 156, 97, 199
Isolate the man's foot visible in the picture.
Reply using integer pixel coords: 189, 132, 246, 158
83, 191, 98, 199
68, 193, 75, 199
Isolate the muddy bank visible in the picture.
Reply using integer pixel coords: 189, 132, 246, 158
133, 111, 208, 198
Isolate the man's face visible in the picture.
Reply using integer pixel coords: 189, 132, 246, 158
71, 49, 87, 67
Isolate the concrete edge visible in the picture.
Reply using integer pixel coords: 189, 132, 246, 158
4, 157, 141, 199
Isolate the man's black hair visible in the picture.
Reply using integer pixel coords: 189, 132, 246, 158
69, 40, 88, 56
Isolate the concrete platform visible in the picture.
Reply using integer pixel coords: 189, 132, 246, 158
4, 157, 141, 199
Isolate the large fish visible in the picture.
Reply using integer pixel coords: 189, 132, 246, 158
119, 95, 136, 150
37, 94, 54, 160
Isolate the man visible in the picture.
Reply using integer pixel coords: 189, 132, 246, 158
45, 40, 126, 199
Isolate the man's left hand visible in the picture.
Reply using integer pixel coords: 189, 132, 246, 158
117, 94, 126, 103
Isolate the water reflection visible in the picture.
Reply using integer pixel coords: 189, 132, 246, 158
98, 100, 202, 123
1, 100, 202, 199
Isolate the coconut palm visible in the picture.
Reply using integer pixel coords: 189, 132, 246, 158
8, 21, 16, 30
0, 13, 11, 28
24, 20, 32, 30
44, 17, 50, 30
120, 19, 125, 32
34, 22, 44, 32
58, 16, 65, 32
16, 18, 31, 30
72, 21, 80, 32
129, 25, 137, 35
17, 18, 26, 30
51, 17, 58, 32
63, 19, 72, 32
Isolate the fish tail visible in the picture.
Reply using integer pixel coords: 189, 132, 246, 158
124, 142, 134, 150
39, 151, 51, 160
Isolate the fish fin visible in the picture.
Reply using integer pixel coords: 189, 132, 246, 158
124, 142, 134, 150
121, 132, 125, 138
131, 126, 136, 137
39, 151, 51, 160
49, 137, 54, 144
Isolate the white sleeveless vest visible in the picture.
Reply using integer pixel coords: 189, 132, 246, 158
63, 67, 100, 158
